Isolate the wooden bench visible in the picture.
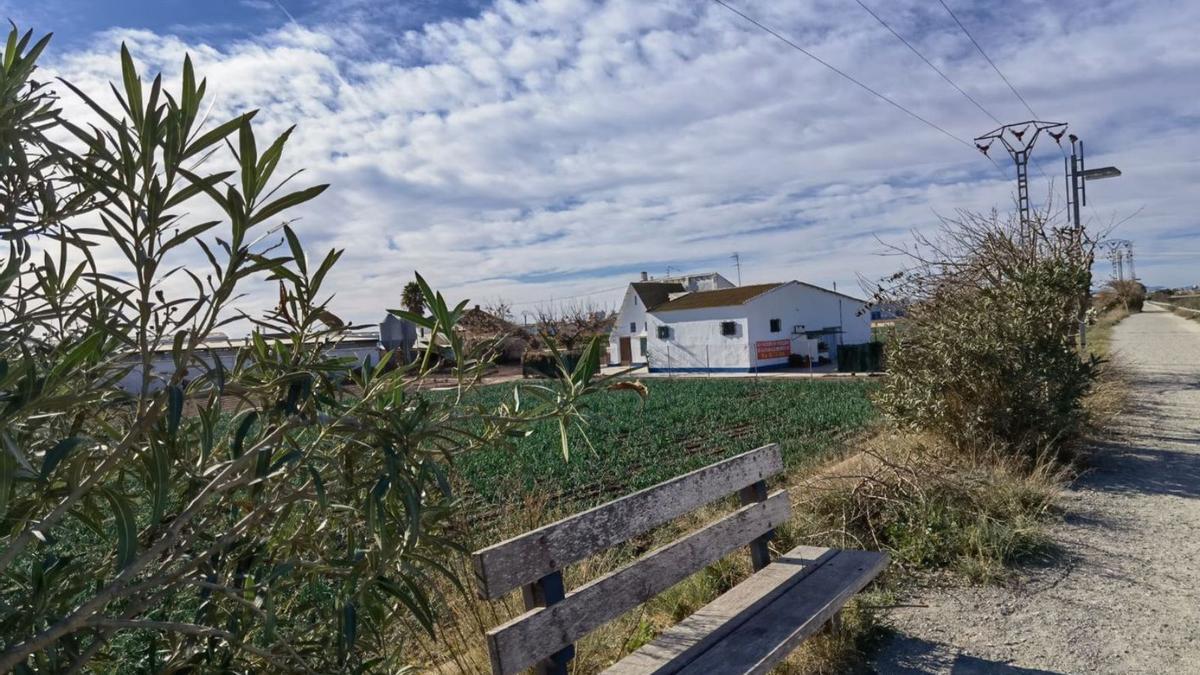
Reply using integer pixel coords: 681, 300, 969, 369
470, 444, 888, 674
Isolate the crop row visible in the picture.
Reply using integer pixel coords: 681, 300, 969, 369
452, 377, 878, 509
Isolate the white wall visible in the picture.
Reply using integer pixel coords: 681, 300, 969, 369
744, 283, 871, 367
644, 282, 872, 372
608, 286, 651, 365
645, 307, 750, 370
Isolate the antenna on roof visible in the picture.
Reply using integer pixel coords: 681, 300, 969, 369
731, 252, 742, 286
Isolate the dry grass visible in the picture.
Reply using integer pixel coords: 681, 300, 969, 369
1085, 306, 1129, 360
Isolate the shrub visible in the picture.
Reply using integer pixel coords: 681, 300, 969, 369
871, 209, 1097, 457
0, 29, 609, 672
1094, 279, 1145, 313
792, 436, 1064, 582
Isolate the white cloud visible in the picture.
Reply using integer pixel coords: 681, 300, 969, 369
37, 0, 1200, 328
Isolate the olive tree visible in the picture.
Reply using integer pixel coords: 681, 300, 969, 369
0, 28, 608, 672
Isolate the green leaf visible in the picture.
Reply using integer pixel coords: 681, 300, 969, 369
0, 451, 14, 519
166, 385, 183, 438
558, 417, 570, 461
230, 410, 258, 459
238, 118, 258, 200
146, 440, 170, 523
41, 437, 86, 479
386, 308, 434, 329
47, 330, 104, 383
309, 248, 342, 294
255, 125, 294, 189
248, 184, 328, 226
182, 111, 256, 161
308, 465, 328, 510
164, 170, 234, 210
282, 224, 306, 275
98, 487, 138, 571
119, 43, 143, 126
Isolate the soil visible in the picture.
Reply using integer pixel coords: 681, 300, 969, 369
869, 304, 1200, 674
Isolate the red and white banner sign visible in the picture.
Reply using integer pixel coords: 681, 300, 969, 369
755, 339, 791, 360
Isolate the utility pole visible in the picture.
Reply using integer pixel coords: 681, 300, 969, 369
1102, 239, 1135, 283
1064, 134, 1123, 350
730, 252, 742, 286
975, 120, 1067, 231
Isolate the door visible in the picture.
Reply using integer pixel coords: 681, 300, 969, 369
619, 337, 632, 365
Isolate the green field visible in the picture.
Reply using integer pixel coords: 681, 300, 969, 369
454, 378, 879, 510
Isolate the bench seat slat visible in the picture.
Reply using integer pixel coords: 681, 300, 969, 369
486, 491, 792, 675
602, 545, 838, 674
472, 444, 783, 600
675, 548, 889, 675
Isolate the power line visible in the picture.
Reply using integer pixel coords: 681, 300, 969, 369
935, 0, 1039, 120
711, 0, 1000, 173
852, 0, 1002, 127
931, 0, 1065, 195
507, 283, 628, 308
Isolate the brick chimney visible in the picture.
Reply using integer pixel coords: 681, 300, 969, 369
640, 271, 648, 281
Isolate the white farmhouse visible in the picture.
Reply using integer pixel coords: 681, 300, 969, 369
608, 272, 735, 366
636, 281, 871, 373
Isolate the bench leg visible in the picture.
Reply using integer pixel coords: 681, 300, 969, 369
739, 480, 773, 571
825, 609, 844, 637
522, 571, 574, 675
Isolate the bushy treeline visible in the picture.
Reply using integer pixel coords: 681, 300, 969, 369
872, 210, 1097, 458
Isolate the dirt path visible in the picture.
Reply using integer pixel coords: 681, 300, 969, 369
870, 304, 1200, 674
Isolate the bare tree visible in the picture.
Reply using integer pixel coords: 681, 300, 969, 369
530, 300, 614, 352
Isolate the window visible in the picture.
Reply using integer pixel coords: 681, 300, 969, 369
630, 322, 637, 333
639, 337, 647, 354
720, 321, 737, 336
769, 318, 781, 333
657, 325, 670, 339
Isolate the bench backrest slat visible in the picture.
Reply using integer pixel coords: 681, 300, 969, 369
472, 444, 783, 600
486, 490, 792, 675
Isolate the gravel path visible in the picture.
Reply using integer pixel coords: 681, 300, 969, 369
870, 304, 1200, 674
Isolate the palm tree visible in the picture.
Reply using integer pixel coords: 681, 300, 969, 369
402, 280, 425, 316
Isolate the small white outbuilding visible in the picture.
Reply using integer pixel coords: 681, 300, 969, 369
640, 281, 871, 373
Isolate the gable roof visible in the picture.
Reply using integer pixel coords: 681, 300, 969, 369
652, 283, 783, 312
631, 282, 686, 310
458, 307, 517, 335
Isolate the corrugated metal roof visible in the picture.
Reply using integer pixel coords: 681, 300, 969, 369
632, 282, 686, 309
651, 283, 783, 311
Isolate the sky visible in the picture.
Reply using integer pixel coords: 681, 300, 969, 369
6, 0, 1199, 326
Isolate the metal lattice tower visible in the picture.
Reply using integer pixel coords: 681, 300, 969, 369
975, 121, 1068, 228
1102, 239, 1132, 282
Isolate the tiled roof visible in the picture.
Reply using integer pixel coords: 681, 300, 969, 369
632, 282, 686, 310
652, 283, 783, 312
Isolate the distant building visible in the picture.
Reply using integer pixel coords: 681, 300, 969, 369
608, 271, 735, 366
118, 331, 381, 393
607, 274, 872, 372
380, 314, 419, 362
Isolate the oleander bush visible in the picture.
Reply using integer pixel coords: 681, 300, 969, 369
0, 28, 609, 672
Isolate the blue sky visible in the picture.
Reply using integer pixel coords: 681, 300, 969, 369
6, 0, 1199, 323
